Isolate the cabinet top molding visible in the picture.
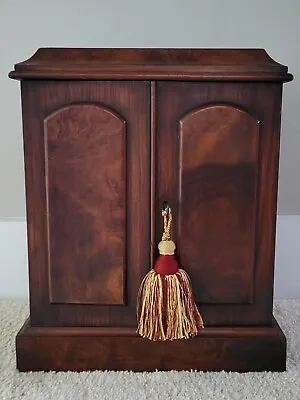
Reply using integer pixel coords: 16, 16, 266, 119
9, 48, 293, 82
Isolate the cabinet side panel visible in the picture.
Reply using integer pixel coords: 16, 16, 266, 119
45, 104, 126, 305
179, 105, 259, 304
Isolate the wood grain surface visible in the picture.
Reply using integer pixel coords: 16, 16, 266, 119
9, 48, 293, 82
45, 104, 126, 305
178, 104, 259, 304
16, 317, 286, 372
155, 81, 283, 325
21, 80, 151, 326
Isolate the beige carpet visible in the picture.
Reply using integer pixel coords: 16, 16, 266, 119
1, 299, 300, 400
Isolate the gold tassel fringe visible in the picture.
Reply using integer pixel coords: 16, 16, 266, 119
137, 269, 204, 341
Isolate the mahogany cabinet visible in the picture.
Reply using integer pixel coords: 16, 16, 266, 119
9, 48, 293, 372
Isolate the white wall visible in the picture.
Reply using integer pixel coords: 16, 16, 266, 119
0, 0, 299, 298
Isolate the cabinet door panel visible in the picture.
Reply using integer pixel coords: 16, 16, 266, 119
179, 105, 258, 304
45, 104, 126, 305
156, 81, 282, 325
22, 81, 150, 326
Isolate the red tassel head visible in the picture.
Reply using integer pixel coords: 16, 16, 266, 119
154, 254, 179, 276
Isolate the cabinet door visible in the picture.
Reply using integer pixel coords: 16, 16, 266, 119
22, 81, 150, 326
155, 81, 282, 326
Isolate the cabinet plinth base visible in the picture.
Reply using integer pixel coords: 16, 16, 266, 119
16, 317, 286, 372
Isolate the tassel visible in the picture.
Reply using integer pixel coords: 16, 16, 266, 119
137, 204, 204, 341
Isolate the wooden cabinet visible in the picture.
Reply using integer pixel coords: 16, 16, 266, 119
9, 48, 293, 372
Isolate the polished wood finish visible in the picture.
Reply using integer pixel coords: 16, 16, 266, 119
155, 81, 283, 326
9, 48, 293, 81
46, 104, 126, 305
179, 105, 258, 304
10, 48, 293, 372
16, 318, 286, 372
21, 80, 151, 326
